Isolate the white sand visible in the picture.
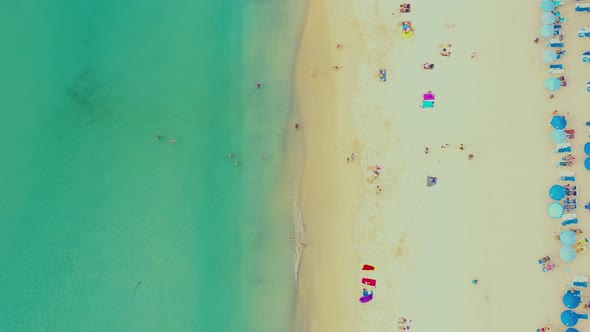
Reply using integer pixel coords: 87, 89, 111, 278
294, 0, 590, 330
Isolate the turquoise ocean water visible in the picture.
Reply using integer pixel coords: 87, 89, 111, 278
0, 1, 304, 331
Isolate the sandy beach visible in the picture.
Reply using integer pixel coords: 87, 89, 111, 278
294, 0, 590, 330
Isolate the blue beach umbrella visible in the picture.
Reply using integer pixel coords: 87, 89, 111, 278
548, 202, 565, 218
565, 328, 580, 332
542, 12, 557, 24
541, 0, 555, 11
560, 230, 577, 246
550, 184, 567, 200
552, 129, 567, 143
561, 245, 577, 262
551, 115, 567, 129
546, 77, 562, 91
543, 49, 558, 63
562, 310, 580, 326
540, 24, 554, 38
585, 157, 590, 170
564, 291, 582, 309
584, 142, 590, 155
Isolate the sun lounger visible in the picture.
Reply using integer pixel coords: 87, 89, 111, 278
584, 56, 590, 63
538, 255, 552, 264
543, 263, 557, 272
576, 4, 590, 11
550, 64, 564, 69
579, 313, 589, 320
550, 68, 564, 74
563, 219, 579, 226
359, 294, 373, 303
575, 237, 590, 247
549, 42, 565, 48
563, 215, 579, 225
362, 278, 376, 286
556, 143, 572, 153
574, 275, 589, 288
587, 82, 590, 92
560, 170, 576, 182
362, 264, 375, 271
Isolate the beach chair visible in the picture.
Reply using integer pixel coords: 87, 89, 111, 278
575, 237, 590, 247
550, 64, 564, 74
573, 275, 589, 288
576, 4, 590, 11
543, 263, 556, 272
587, 82, 590, 92
560, 171, 575, 181
549, 41, 565, 48
560, 170, 576, 182
362, 278, 376, 286
538, 255, 552, 264
579, 28, 590, 37
556, 142, 572, 153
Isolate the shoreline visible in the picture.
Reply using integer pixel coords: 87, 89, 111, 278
291, 0, 364, 330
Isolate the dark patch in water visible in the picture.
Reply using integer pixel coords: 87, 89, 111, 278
66, 68, 104, 109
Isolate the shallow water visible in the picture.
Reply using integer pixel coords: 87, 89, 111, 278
0, 1, 303, 331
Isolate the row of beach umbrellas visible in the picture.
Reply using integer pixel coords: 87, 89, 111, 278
547, 115, 579, 262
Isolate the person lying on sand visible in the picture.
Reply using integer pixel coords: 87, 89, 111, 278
423, 63, 434, 70
440, 49, 451, 57
399, 3, 410, 12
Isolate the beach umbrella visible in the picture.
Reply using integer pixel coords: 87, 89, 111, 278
565, 328, 580, 332
543, 50, 558, 63
542, 12, 556, 24
585, 157, 590, 170
560, 230, 577, 246
561, 245, 577, 262
550, 184, 567, 200
550, 115, 567, 129
564, 291, 582, 309
546, 77, 562, 91
562, 310, 580, 326
541, 0, 556, 11
540, 24, 554, 38
584, 142, 590, 155
552, 129, 567, 143
548, 202, 565, 218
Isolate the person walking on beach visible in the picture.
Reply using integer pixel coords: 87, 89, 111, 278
459, 144, 464, 150
441, 144, 449, 148
294, 123, 300, 130
468, 153, 474, 160
470, 52, 476, 59
424, 147, 430, 154
534, 37, 540, 43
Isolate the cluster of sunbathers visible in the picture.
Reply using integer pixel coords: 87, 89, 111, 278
399, 3, 410, 12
